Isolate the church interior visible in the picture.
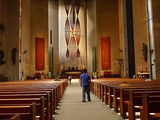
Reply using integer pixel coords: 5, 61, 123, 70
0, 0, 160, 120
0, 0, 160, 81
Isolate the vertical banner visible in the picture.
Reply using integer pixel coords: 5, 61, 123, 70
101, 37, 111, 69
35, 37, 45, 70
49, 47, 54, 74
50, 30, 52, 44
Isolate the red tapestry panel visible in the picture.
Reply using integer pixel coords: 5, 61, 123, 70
101, 37, 111, 69
35, 37, 45, 70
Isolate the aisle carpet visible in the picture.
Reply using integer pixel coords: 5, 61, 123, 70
54, 79, 124, 120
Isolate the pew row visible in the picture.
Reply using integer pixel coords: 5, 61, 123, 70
90, 78, 160, 119
0, 113, 21, 120
123, 90, 160, 120
140, 94, 160, 120
0, 79, 68, 120
0, 97, 44, 120
0, 102, 36, 120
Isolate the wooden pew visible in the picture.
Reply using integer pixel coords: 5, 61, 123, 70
91, 78, 160, 119
0, 88, 56, 115
118, 87, 160, 118
0, 102, 36, 120
0, 79, 68, 120
0, 90, 53, 119
0, 93, 49, 120
110, 80, 160, 110
140, 94, 160, 120
91, 78, 127, 105
0, 97, 44, 120
105, 81, 144, 108
128, 90, 160, 120
91, 78, 146, 107
0, 113, 21, 120
0, 79, 68, 118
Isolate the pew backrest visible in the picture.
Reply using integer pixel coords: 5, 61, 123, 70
0, 102, 36, 120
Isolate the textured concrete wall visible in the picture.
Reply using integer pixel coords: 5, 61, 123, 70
132, 0, 150, 74
30, 0, 49, 75
118, 0, 128, 77
96, 0, 119, 74
1, 0, 160, 80
49, 0, 59, 76
21, 0, 31, 80
152, 0, 160, 79
0, 0, 19, 80
87, 0, 97, 74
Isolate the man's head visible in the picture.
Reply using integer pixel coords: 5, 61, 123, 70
83, 69, 87, 73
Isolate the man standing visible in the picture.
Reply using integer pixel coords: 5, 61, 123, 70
79, 69, 91, 102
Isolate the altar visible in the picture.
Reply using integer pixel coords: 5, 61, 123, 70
65, 70, 82, 79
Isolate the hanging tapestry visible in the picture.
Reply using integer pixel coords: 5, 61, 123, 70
64, 0, 81, 60
35, 37, 45, 70
101, 37, 111, 69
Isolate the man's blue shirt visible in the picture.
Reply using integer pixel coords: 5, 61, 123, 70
80, 73, 91, 87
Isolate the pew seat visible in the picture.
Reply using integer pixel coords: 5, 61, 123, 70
0, 113, 21, 120
0, 102, 36, 120
90, 78, 160, 119
140, 94, 160, 120
0, 97, 45, 120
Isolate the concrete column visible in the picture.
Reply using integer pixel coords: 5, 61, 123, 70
152, 0, 160, 79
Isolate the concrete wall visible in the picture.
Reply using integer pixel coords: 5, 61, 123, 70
1, 0, 160, 80
96, 0, 119, 74
49, 0, 59, 77
21, 0, 31, 80
152, 0, 160, 79
87, 0, 97, 74
30, 0, 49, 76
117, 0, 151, 78
0, 0, 19, 80
132, 0, 150, 75
118, 0, 128, 77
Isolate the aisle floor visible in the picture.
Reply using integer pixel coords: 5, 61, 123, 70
54, 79, 124, 120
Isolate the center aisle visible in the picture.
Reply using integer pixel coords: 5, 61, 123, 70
54, 79, 124, 120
